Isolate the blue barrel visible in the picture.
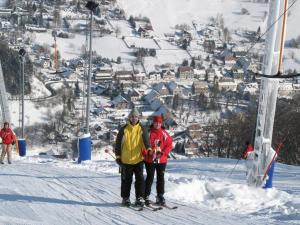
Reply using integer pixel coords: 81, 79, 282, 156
78, 134, 91, 163
18, 139, 26, 157
263, 161, 275, 189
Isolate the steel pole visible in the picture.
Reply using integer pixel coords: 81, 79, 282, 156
21, 57, 25, 138
85, 10, 93, 133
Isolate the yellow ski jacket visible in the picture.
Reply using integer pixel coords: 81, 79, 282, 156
115, 123, 150, 165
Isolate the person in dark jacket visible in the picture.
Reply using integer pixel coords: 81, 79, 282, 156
0, 122, 16, 164
142, 115, 173, 206
115, 108, 151, 207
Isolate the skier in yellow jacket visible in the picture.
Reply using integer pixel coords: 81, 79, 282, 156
115, 108, 151, 207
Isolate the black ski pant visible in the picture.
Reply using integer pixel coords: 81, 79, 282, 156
121, 161, 145, 200
144, 162, 167, 198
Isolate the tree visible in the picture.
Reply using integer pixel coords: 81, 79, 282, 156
117, 56, 121, 64
223, 27, 231, 43
53, 0, 61, 28
182, 59, 189, 66
115, 25, 121, 37
0, 40, 33, 95
172, 94, 179, 110
128, 16, 136, 29
190, 58, 195, 68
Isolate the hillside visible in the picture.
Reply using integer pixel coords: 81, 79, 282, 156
117, 0, 300, 39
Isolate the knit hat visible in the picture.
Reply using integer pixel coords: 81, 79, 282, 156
153, 115, 162, 123
129, 108, 140, 117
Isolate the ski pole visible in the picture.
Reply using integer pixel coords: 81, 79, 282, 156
105, 149, 122, 174
262, 142, 284, 181
228, 158, 240, 177
104, 149, 115, 159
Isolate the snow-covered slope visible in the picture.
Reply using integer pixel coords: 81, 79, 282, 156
117, 0, 300, 39
0, 152, 299, 225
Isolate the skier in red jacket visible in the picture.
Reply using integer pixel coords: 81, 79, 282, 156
142, 115, 173, 206
242, 141, 254, 160
0, 122, 16, 164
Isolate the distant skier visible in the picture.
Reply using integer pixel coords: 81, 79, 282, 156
142, 115, 173, 206
114, 108, 151, 207
242, 141, 254, 173
242, 141, 254, 160
0, 122, 16, 164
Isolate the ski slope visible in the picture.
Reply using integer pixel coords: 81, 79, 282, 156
0, 152, 299, 225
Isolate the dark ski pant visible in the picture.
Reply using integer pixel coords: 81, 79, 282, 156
144, 162, 166, 198
121, 161, 144, 200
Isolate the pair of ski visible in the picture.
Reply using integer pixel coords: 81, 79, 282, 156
123, 202, 177, 211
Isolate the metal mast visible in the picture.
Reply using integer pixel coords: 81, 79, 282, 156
0, 61, 11, 123
247, 0, 288, 187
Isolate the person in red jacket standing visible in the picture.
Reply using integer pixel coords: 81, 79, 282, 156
142, 115, 173, 206
0, 122, 16, 164
242, 141, 254, 160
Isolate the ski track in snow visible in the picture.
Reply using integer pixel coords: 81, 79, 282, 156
0, 157, 299, 225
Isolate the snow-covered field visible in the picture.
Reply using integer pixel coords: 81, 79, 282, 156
117, 0, 300, 40
0, 150, 299, 225
117, 0, 269, 35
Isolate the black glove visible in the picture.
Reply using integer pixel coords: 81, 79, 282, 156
116, 158, 122, 165
12, 141, 16, 145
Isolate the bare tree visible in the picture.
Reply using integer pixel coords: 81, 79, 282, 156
115, 25, 121, 37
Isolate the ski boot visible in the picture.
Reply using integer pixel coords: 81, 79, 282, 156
121, 198, 131, 207
134, 197, 145, 207
145, 196, 150, 206
156, 195, 165, 206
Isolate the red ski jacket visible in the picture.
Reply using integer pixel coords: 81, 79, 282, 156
0, 127, 16, 145
242, 144, 254, 159
142, 128, 172, 164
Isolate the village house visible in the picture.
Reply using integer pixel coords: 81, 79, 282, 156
93, 68, 113, 83
149, 72, 161, 80
114, 70, 133, 82
150, 98, 164, 111
237, 82, 258, 100
184, 141, 199, 156
137, 26, 150, 38
223, 55, 236, 67
133, 71, 146, 83
192, 81, 209, 95
232, 46, 247, 58
278, 82, 297, 96
166, 81, 181, 95
216, 77, 237, 92
0, 21, 12, 29
111, 94, 129, 109
39, 57, 51, 69
127, 89, 142, 102
155, 105, 169, 118
206, 68, 216, 82
178, 66, 194, 79
173, 133, 199, 156
203, 39, 216, 53
232, 68, 245, 80
194, 69, 206, 80
161, 69, 176, 80
153, 82, 170, 96
143, 89, 160, 103
91, 84, 106, 96
188, 124, 202, 139
25, 24, 47, 32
